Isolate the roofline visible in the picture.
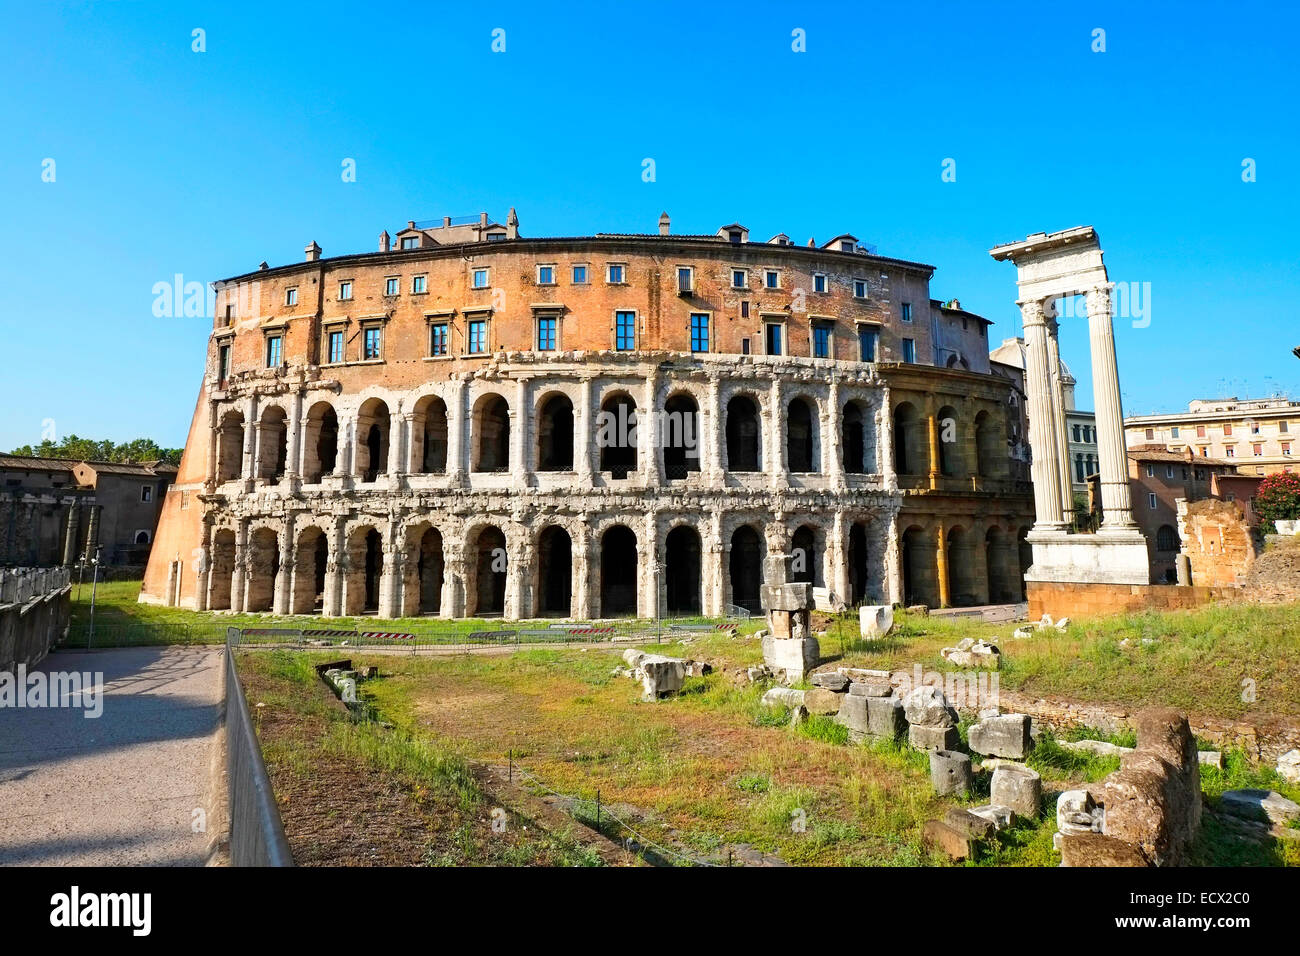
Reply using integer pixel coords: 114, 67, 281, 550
215, 235, 937, 286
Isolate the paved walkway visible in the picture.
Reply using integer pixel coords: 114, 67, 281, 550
0, 646, 223, 866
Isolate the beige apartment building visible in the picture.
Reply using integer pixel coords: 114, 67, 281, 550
1124, 397, 1300, 477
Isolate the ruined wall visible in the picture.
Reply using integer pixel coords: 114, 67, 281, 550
1176, 497, 1260, 588
1027, 580, 1238, 621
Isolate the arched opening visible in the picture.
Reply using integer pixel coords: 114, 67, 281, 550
787, 397, 817, 473
216, 410, 245, 483
134, 530, 151, 545
1017, 526, 1033, 600
663, 392, 701, 481
598, 393, 638, 479
246, 527, 280, 612
417, 526, 444, 614
728, 525, 764, 615
472, 394, 511, 473
537, 393, 575, 472
302, 402, 338, 482
893, 402, 920, 476
257, 406, 289, 481
600, 525, 638, 617
470, 526, 507, 616
901, 525, 935, 607
344, 526, 383, 615
292, 526, 328, 614
985, 527, 1013, 604
665, 525, 702, 615
843, 401, 867, 474
413, 395, 448, 474
790, 525, 822, 587
537, 526, 573, 616
947, 525, 982, 606
356, 398, 391, 483
937, 404, 960, 477
974, 409, 1001, 479
848, 521, 869, 605
208, 529, 236, 610
1156, 525, 1179, 552
726, 395, 761, 472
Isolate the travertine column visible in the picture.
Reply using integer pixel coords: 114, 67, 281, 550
322, 518, 345, 617
641, 369, 661, 486
641, 513, 660, 618
768, 378, 785, 487
1086, 285, 1137, 531
440, 543, 466, 619
378, 527, 402, 619
704, 375, 723, 481
926, 409, 941, 490
286, 391, 303, 485
449, 379, 468, 484
576, 377, 595, 486
935, 523, 950, 608
390, 414, 411, 479
273, 524, 294, 616
885, 510, 902, 605
880, 386, 896, 486
702, 514, 724, 617
827, 382, 845, 487
511, 378, 529, 485
1045, 314, 1075, 517
573, 523, 593, 619
830, 511, 847, 601
1020, 299, 1066, 529
231, 519, 249, 612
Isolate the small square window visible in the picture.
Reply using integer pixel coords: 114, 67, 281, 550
608, 263, 626, 284
732, 269, 747, 289
412, 275, 426, 294
1253, 443, 1263, 456
813, 274, 827, 294
362, 327, 382, 360
468, 319, 487, 354
429, 323, 448, 357
572, 264, 588, 284
853, 279, 867, 299
537, 265, 555, 285
472, 268, 490, 289
339, 281, 353, 301
326, 329, 345, 364
764, 270, 779, 289
537, 316, 557, 351
265, 335, 283, 367
1226, 446, 1236, 458
285, 288, 297, 307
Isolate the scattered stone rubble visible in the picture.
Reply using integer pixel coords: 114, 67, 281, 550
615, 649, 711, 700
940, 638, 1001, 669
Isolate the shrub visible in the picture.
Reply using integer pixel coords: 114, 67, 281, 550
1255, 472, 1300, 533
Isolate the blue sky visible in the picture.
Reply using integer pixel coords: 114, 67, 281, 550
2, 0, 1297, 452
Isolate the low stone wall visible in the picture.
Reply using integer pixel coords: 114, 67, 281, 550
0, 567, 73, 672
1027, 581, 1236, 621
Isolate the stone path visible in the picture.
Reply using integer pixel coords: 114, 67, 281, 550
0, 646, 224, 866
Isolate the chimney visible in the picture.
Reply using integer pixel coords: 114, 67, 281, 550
507, 207, 519, 239
806, 237, 816, 247
442, 216, 451, 229
479, 211, 489, 228
379, 230, 390, 253
304, 241, 321, 262
658, 211, 670, 236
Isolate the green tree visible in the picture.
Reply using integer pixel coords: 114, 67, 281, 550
1254, 471, 1300, 533
9, 434, 181, 465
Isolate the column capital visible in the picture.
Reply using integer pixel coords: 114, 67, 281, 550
1017, 298, 1048, 326
1085, 284, 1114, 318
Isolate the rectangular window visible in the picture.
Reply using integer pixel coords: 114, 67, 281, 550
285, 288, 297, 307
1145, 464, 1155, 477
1223, 423, 1233, 436
690, 313, 709, 353
615, 311, 636, 350
1145, 428, 1155, 440
1281, 421, 1289, 433
732, 269, 747, 289
429, 323, 448, 357
1283, 443, 1292, 455
218, 344, 231, 384
1148, 492, 1158, 510
607, 263, 625, 284
813, 324, 831, 359
901, 302, 912, 323
677, 267, 693, 293
813, 273, 827, 294
901, 337, 916, 363
765, 323, 782, 355
764, 270, 779, 289
1170, 426, 1180, 438
363, 327, 382, 360
265, 335, 283, 367
1166, 465, 1174, 478
740, 300, 750, 318
339, 280, 353, 301
572, 264, 588, 284
741, 338, 751, 355
327, 330, 345, 364
1073, 425, 1082, 442
141, 485, 152, 503
412, 275, 426, 294
1251, 422, 1260, 434
468, 319, 487, 354
385, 277, 399, 296
1253, 443, 1263, 456
537, 265, 555, 285
401, 236, 418, 249
858, 326, 878, 362
853, 279, 867, 299
1226, 446, 1235, 457
472, 268, 489, 289
537, 316, 557, 351
1196, 425, 1206, 438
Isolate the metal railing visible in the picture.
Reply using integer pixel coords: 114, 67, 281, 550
225, 627, 293, 867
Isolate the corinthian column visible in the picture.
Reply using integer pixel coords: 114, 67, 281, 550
1045, 313, 1075, 519
1020, 299, 1066, 529
1086, 285, 1137, 531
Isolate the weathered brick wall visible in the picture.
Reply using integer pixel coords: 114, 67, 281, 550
1027, 580, 1237, 621
1176, 497, 1260, 588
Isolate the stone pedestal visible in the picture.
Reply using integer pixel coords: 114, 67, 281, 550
761, 582, 818, 682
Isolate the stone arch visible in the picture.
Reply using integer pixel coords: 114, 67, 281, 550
301, 401, 338, 483
471, 393, 511, 473
216, 409, 245, 483
292, 524, 329, 614
245, 526, 280, 612
209, 527, 236, 610
847, 520, 870, 605
466, 524, 508, 616
893, 402, 922, 476
599, 523, 638, 617
598, 390, 638, 478
663, 390, 701, 481
727, 523, 765, 615
984, 526, 1015, 604
974, 409, 1002, 479
725, 394, 762, 473
790, 524, 824, 588
947, 524, 983, 606
664, 524, 702, 615
937, 403, 961, 477
786, 395, 819, 473
842, 399, 874, 474
536, 524, 573, 615
536, 392, 575, 472
343, 524, 384, 615
901, 523, 936, 608
256, 404, 289, 481
412, 394, 449, 474
355, 398, 391, 483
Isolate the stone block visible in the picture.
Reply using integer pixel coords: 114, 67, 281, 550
1059, 833, 1150, 867
1276, 749, 1300, 785
867, 696, 905, 740
990, 764, 1041, 818
804, 687, 842, 716
968, 805, 1016, 832
944, 807, 995, 841
848, 680, 892, 698
810, 672, 849, 691
639, 655, 685, 699
929, 749, 973, 796
922, 819, 972, 861
858, 604, 894, 639
1056, 789, 1097, 836
901, 685, 957, 728
837, 694, 869, 739
760, 687, 805, 709
761, 582, 810, 613
909, 723, 959, 751
1220, 789, 1300, 826
968, 714, 1033, 759
763, 636, 819, 683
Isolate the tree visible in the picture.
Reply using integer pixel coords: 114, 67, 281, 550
1254, 471, 1300, 533
8, 434, 182, 466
